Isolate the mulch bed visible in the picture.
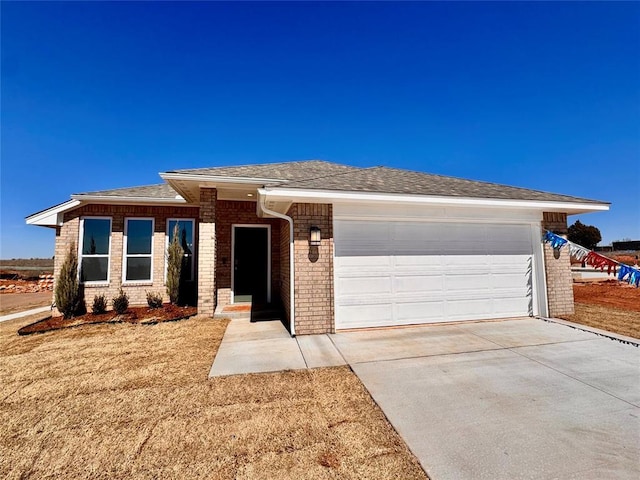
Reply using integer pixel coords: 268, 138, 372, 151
18, 304, 197, 335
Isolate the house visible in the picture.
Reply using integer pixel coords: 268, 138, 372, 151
26, 160, 609, 335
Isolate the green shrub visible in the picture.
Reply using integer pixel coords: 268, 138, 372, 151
166, 224, 183, 304
112, 288, 129, 314
92, 294, 107, 314
54, 243, 84, 319
146, 291, 163, 309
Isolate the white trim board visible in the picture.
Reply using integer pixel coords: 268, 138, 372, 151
259, 188, 609, 214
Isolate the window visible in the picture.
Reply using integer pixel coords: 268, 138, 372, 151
80, 217, 111, 283
167, 219, 195, 281
124, 218, 154, 282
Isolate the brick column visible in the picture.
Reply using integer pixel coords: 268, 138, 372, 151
197, 188, 217, 317
542, 212, 574, 317
290, 203, 334, 335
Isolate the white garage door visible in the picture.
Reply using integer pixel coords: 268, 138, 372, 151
334, 220, 535, 329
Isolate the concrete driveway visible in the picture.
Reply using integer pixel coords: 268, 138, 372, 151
330, 318, 640, 479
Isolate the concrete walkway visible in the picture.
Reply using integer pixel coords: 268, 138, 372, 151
209, 316, 640, 479
0, 305, 51, 323
209, 317, 345, 376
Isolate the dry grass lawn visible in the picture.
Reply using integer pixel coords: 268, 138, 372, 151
560, 303, 640, 340
0, 314, 427, 479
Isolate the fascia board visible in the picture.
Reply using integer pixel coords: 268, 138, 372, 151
160, 172, 287, 185
70, 195, 188, 204
258, 188, 610, 214
25, 199, 82, 226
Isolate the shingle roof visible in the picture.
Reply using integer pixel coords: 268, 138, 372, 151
75, 183, 179, 199
276, 166, 606, 204
167, 160, 359, 181
74, 160, 606, 205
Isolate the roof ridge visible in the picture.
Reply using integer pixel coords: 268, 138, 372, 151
275, 165, 376, 187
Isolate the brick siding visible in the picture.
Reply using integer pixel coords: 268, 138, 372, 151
54, 204, 199, 311
279, 219, 291, 323
542, 212, 575, 316
197, 189, 217, 316
289, 203, 334, 335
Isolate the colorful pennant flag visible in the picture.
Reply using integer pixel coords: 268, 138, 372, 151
542, 230, 640, 288
543, 231, 568, 249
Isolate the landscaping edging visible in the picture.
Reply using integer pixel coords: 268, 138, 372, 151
18, 305, 197, 335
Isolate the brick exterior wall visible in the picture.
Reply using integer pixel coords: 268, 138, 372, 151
279, 219, 291, 323
53, 204, 199, 310
542, 212, 575, 316
214, 200, 281, 307
289, 203, 334, 335
197, 189, 217, 316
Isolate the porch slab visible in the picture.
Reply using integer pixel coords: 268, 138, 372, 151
296, 334, 346, 368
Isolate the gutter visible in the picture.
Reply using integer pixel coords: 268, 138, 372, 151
260, 188, 610, 214
258, 194, 295, 336
70, 194, 188, 204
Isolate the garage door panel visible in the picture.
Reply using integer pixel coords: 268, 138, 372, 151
443, 274, 493, 291
334, 221, 390, 256
396, 301, 446, 323
446, 299, 492, 319
394, 255, 444, 267
334, 220, 535, 329
394, 275, 444, 293
338, 304, 394, 329
338, 276, 391, 295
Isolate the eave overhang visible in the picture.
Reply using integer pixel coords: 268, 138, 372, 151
160, 172, 286, 203
258, 187, 610, 216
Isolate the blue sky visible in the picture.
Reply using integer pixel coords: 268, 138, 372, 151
2, 1, 639, 258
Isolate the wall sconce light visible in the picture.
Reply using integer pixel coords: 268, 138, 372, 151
309, 226, 321, 246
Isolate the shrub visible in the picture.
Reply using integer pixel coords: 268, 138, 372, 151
146, 291, 163, 309
54, 243, 84, 319
166, 224, 183, 304
112, 288, 129, 314
92, 294, 107, 314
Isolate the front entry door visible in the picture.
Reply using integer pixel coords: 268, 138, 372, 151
233, 226, 269, 303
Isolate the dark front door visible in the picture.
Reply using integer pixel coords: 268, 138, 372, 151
233, 226, 269, 303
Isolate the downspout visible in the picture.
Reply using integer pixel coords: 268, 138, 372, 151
258, 191, 295, 336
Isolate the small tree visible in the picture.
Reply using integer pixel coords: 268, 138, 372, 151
166, 224, 183, 304
568, 220, 602, 250
55, 243, 84, 319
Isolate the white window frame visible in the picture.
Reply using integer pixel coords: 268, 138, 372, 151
165, 218, 196, 282
123, 217, 155, 284
78, 216, 112, 285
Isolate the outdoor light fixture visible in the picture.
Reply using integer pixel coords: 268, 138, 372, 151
309, 226, 321, 246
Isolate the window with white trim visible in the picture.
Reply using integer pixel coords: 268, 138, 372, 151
166, 219, 195, 281
80, 217, 111, 283
124, 218, 154, 282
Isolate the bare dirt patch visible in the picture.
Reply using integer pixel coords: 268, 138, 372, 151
0, 315, 427, 479
572, 281, 640, 312
18, 304, 197, 335
560, 303, 639, 340
558, 282, 640, 339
